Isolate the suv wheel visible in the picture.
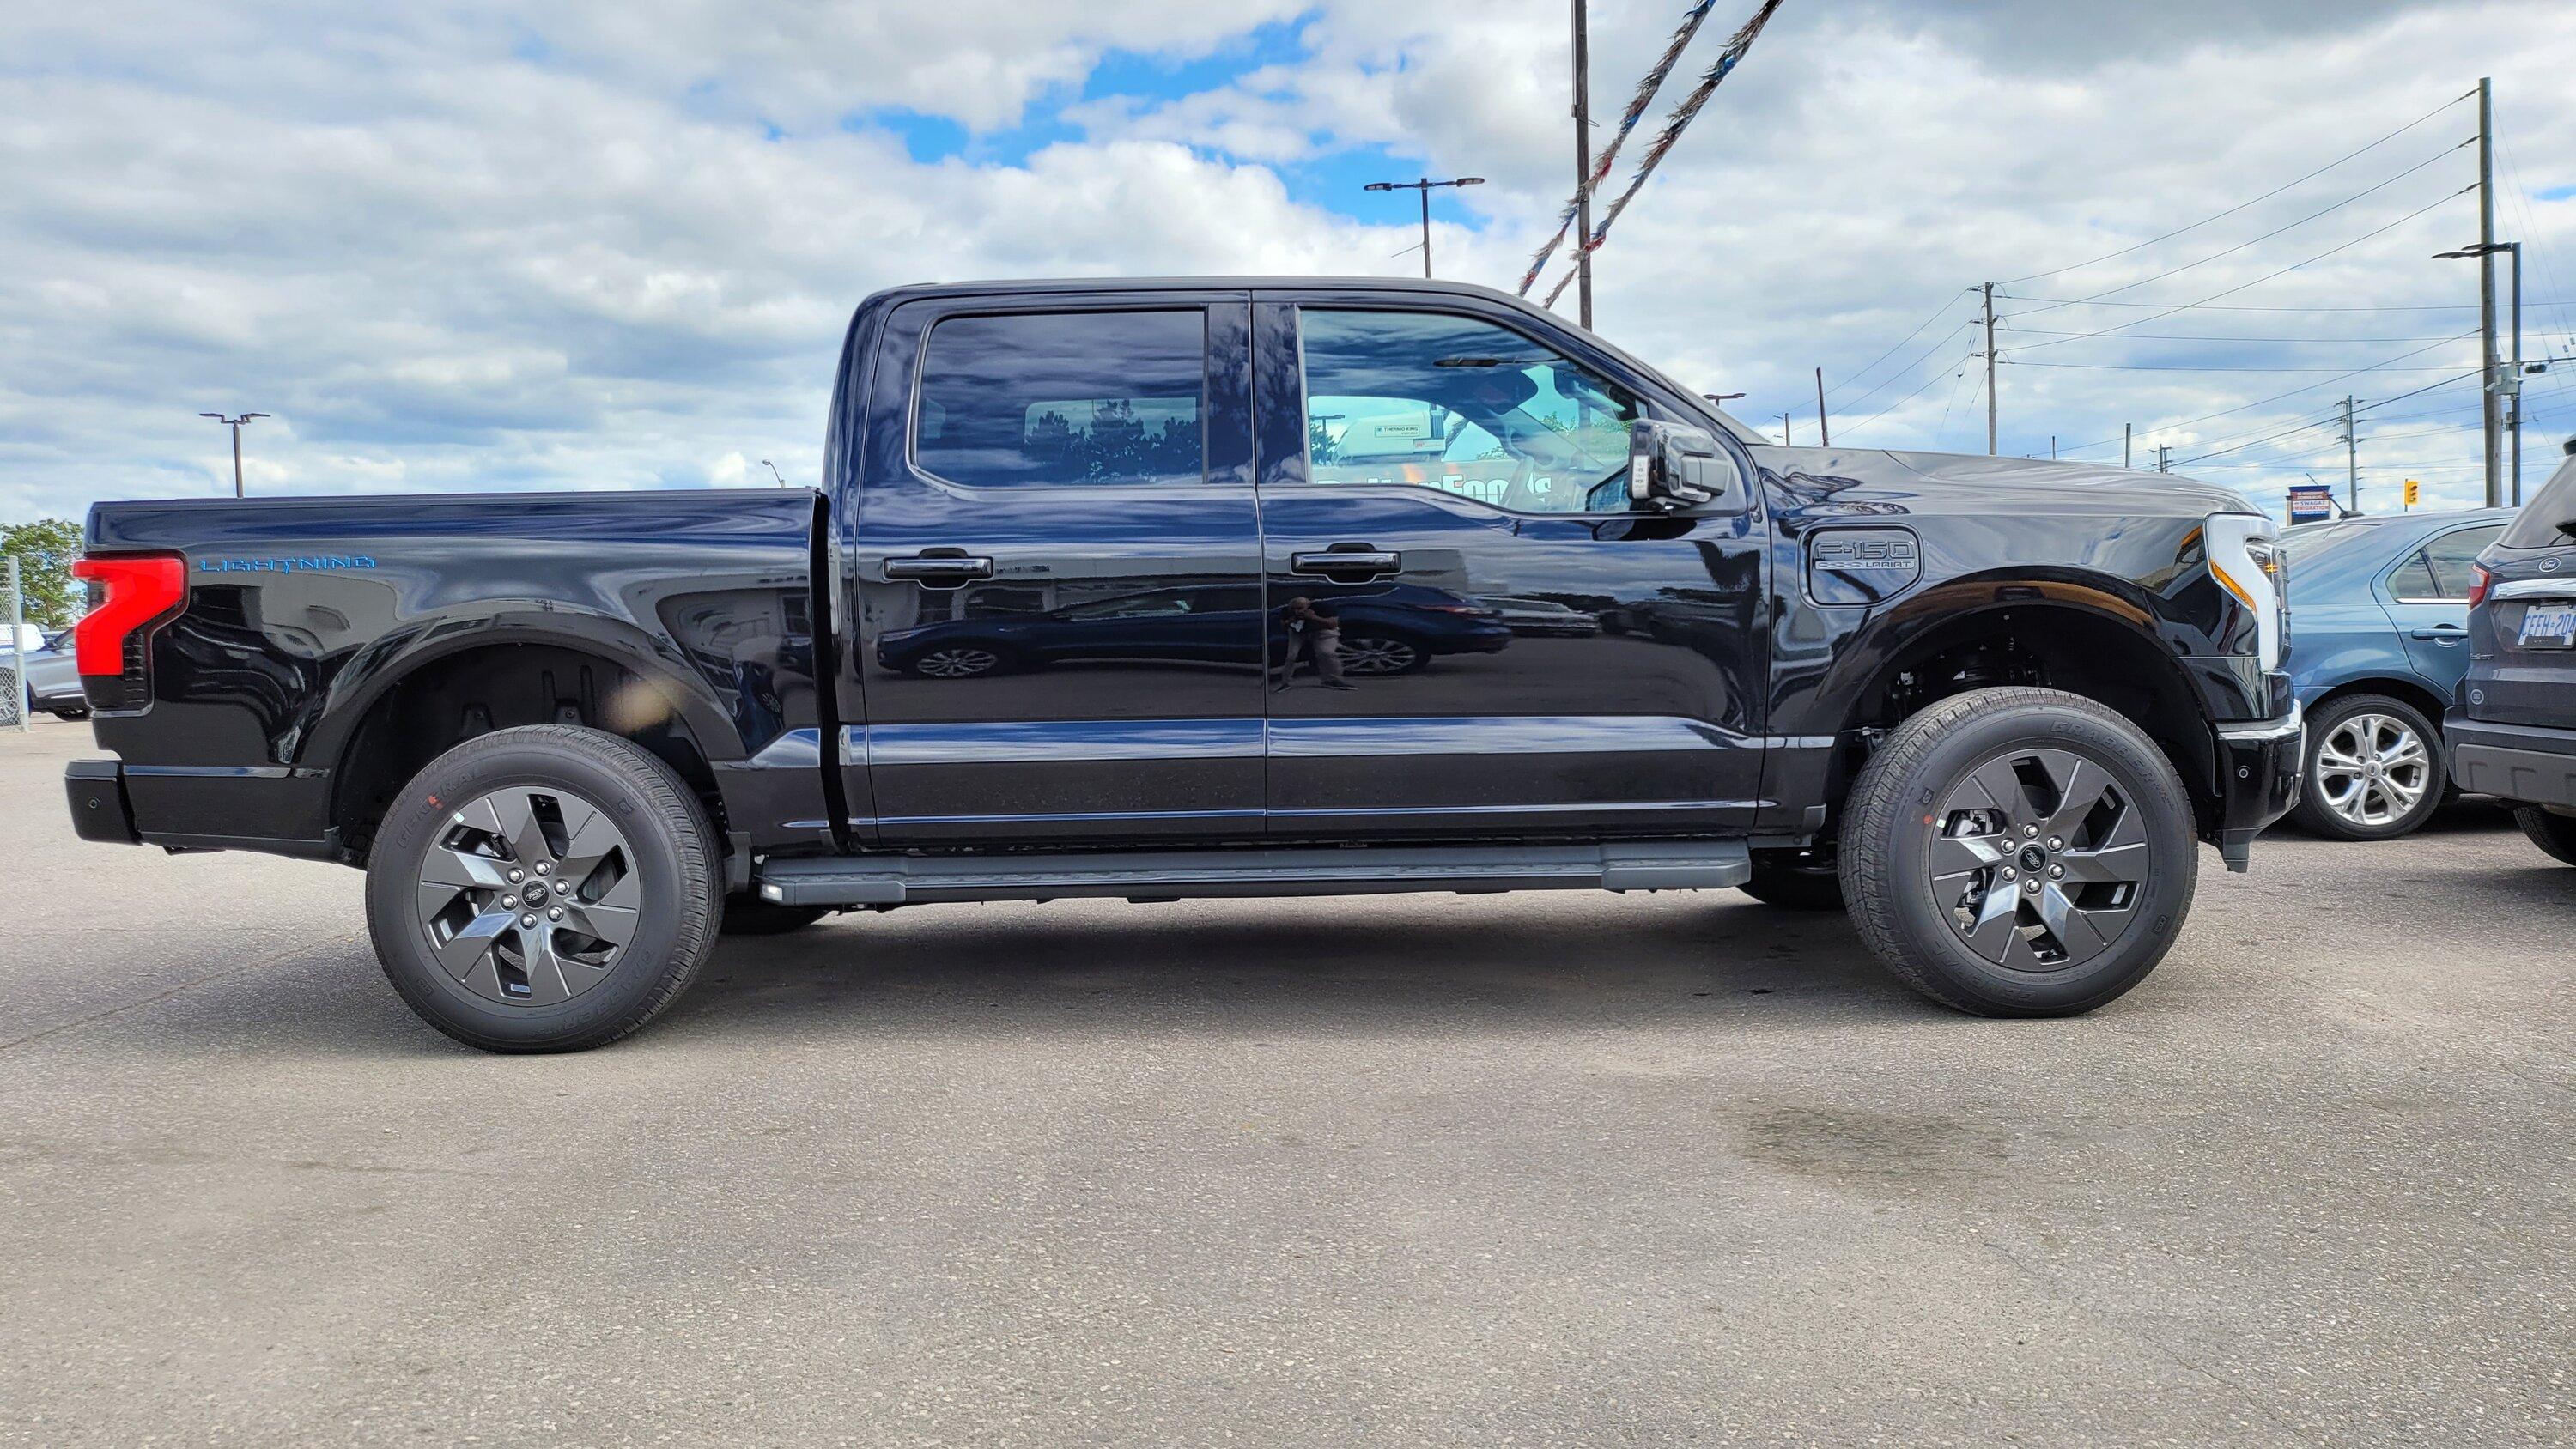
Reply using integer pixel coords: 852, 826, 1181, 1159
2290, 694, 2442, 840
2514, 805, 2576, 866
1840, 687, 2197, 1016
364, 724, 720, 1052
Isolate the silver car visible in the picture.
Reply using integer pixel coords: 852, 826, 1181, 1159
18, 631, 88, 719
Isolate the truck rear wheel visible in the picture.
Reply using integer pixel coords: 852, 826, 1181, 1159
2513, 805, 2576, 866
363, 725, 720, 1052
1839, 687, 2196, 1016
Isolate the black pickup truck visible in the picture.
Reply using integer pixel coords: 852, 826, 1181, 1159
64, 277, 2300, 1051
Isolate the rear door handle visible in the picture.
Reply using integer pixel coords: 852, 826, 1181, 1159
883, 551, 994, 587
2409, 623, 2467, 641
1291, 549, 1401, 578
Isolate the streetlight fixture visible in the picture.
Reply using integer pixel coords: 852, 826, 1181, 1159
198, 413, 269, 498
2436, 241, 2528, 503
1364, 176, 1485, 279
759, 459, 788, 487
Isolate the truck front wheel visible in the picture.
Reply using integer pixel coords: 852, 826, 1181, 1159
1838, 687, 2197, 1016
363, 724, 721, 1052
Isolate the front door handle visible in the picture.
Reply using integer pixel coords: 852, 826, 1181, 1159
884, 551, 994, 588
1291, 549, 1401, 578
2409, 622, 2467, 641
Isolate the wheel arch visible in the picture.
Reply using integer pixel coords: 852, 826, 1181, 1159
326, 633, 732, 866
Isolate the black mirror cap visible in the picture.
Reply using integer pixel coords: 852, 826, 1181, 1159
1628, 420, 1743, 513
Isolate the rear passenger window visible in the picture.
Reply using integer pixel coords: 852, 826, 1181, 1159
2417, 525, 2504, 598
915, 310, 1206, 488
2500, 458, 2576, 549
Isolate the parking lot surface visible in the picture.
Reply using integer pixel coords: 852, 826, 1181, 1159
1, 717, 2568, 1446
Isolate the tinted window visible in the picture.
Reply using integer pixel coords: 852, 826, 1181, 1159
916, 310, 1206, 488
2415, 525, 2506, 598
1298, 309, 1640, 514
2500, 457, 2576, 549
2385, 553, 2439, 600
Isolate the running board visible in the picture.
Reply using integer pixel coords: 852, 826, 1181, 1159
754, 840, 1752, 907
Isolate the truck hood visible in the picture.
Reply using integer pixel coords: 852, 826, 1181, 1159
1751, 444, 2259, 522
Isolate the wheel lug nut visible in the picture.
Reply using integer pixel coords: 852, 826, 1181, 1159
2023, 877, 2040, 893
2002, 868, 2016, 881
501, 895, 517, 909
521, 914, 537, 928
2046, 836, 2063, 851
2048, 864, 2064, 879
2022, 824, 2039, 838
536, 864, 551, 876
548, 907, 563, 921
508, 870, 523, 882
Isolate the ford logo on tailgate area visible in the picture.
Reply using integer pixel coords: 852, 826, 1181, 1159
1807, 528, 1920, 606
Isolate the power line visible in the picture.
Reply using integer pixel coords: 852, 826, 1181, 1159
2008, 360, 2471, 373
1829, 319, 1978, 414
2004, 139, 2474, 320
1844, 349, 1980, 438
1826, 290, 1975, 400
2050, 334, 2481, 457
1998, 296, 2521, 313
1996, 328, 2472, 343
1994, 89, 2476, 287
2004, 185, 2478, 355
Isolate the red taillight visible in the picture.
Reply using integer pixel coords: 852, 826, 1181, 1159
2467, 565, 2494, 608
70, 554, 186, 677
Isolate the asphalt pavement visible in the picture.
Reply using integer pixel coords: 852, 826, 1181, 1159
1, 717, 2568, 1446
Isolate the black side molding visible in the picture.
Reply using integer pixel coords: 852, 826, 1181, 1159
756, 840, 1753, 908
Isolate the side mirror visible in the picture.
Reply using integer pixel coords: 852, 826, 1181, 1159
1628, 421, 1747, 513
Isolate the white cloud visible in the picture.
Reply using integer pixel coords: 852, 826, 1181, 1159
1, 0, 2571, 524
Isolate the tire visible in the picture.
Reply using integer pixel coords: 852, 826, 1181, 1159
1337, 633, 1429, 676
1740, 848, 1845, 910
1839, 687, 2198, 1017
2288, 693, 2443, 840
364, 724, 721, 1052
720, 897, 833, 935
906, 645, 1010, 678
2514, 805, 2576, 867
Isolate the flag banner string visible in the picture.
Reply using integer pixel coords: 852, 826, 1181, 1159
1516, 0, 1719, 295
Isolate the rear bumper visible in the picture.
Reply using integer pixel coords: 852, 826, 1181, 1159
64, 759, 138, 845
63, 757, 338, 858
2213, 702, 2305, 872
2447, 713, 2576, 809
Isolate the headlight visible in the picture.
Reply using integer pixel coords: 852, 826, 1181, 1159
2203, 512, 2283, 670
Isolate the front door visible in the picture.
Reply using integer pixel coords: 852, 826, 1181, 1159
843, 293, 1266, 843
1251, 294, 1768, 838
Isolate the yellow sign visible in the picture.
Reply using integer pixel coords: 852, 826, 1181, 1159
2403, 478, 2421, 506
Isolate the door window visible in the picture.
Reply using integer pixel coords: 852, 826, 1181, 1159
915, 310, 1206, 488
2394, 524, 2507, 600
1297, 309, 1640, 514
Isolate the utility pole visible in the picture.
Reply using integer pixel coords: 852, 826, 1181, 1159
2155, 445, 2172, 474
198, 412, 269, 498
2439, 237, 2528, 503
1571, 0, 1595, 330
1778, 411, 1794, 446
1364, 176, 1485, 279
2477, 76, 2502, 508
1814, 367, 1830, 446
2339, 395, 2360, 512
1982, 282, 1998, 456
2124, 423, 2133, 470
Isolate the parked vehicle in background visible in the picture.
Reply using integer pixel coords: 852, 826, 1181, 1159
21, 631, 88, 719
2277, 508, 2512, 839
60, 277, 2300, 1050
2451, 443, 2576, 865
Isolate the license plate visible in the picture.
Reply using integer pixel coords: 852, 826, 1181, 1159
2518, 603, 2576, 648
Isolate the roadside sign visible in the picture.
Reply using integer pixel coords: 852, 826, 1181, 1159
2287, 484, 2336, 524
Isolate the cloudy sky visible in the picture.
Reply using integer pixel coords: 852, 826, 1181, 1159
3, 0, 2572, 522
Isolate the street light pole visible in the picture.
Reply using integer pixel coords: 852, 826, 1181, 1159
2437, 239, 2526, 503
759, 459, 789, 487
197, 412, 269, 498
1364, 176, 1485, 279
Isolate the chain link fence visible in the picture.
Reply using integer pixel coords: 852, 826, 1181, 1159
0, 558, 26, 731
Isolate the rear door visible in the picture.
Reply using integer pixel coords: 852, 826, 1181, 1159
841, 292, 1266, 843
2381, 521, 2506, 687
1249, 291, 1768, 838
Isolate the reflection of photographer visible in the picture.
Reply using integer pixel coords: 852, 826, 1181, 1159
1277, 596, 1352, 691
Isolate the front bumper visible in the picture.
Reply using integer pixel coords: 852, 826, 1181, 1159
2446, 712, 2576, 809
2212, 701, 2304, 872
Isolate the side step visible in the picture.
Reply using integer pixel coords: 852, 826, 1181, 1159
755, 840, 1752, 908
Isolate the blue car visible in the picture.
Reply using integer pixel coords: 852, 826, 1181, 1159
2279, 507, 2514, 839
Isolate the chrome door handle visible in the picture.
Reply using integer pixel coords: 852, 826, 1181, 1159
1291, 549, 1400, 577
883, 552, 994, 587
